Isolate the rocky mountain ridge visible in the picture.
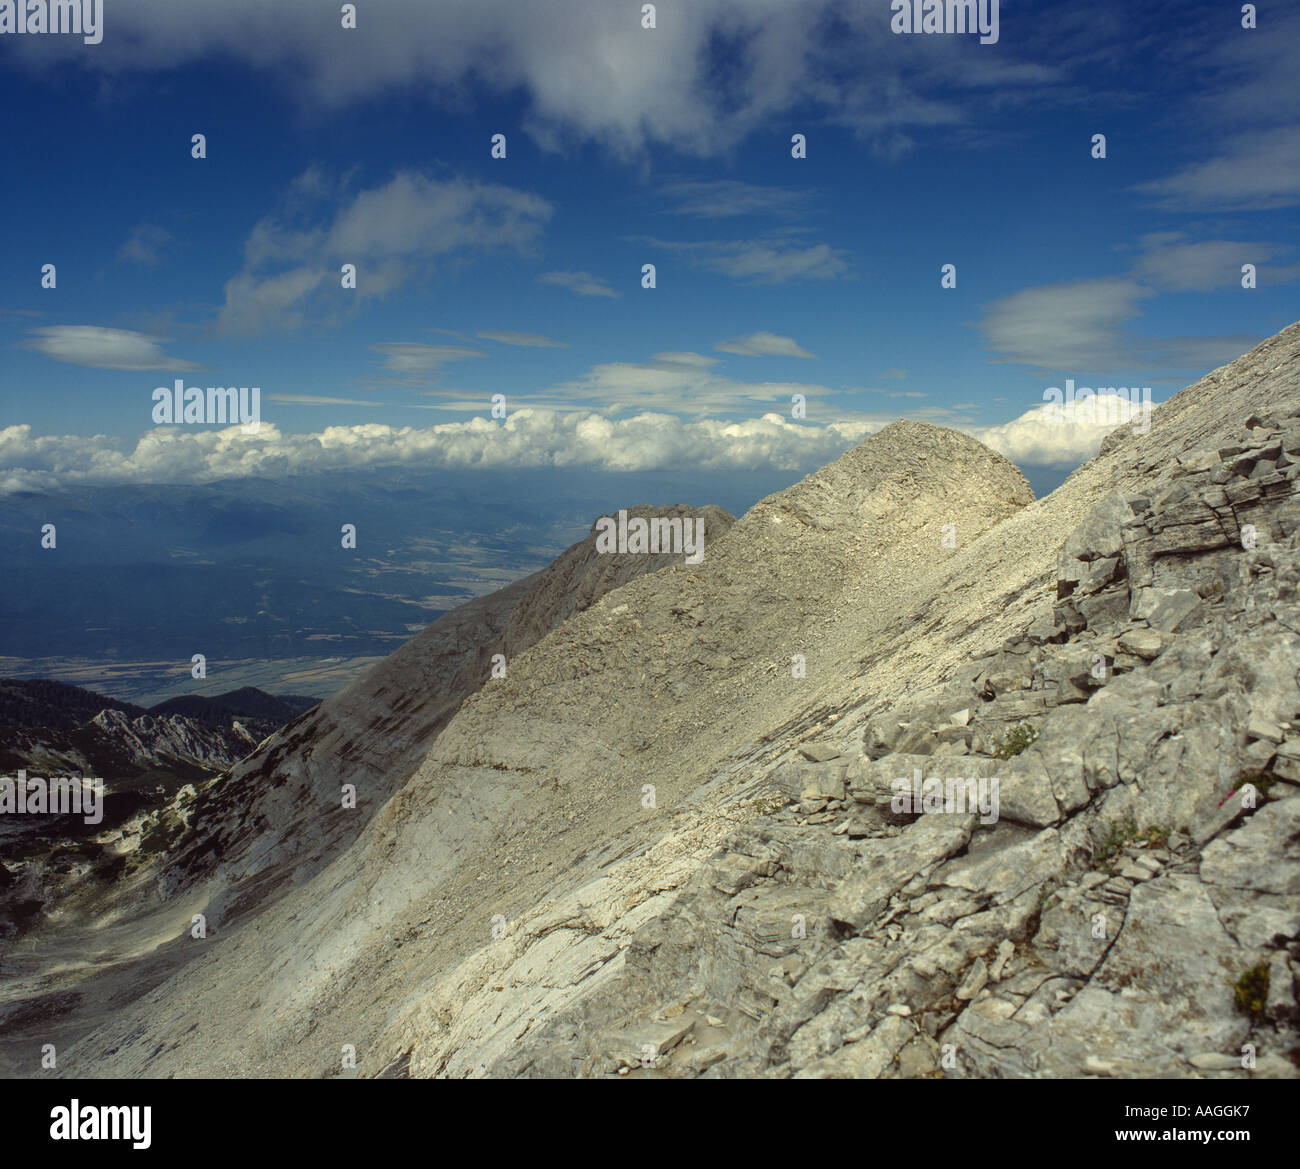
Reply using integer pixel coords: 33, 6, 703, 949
1, 323, 1297, 1079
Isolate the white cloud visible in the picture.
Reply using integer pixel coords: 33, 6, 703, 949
980, 278, 1155, 370
0, 0, 1009, 161
979, 275, 1266, 374
21, 326, 200, 371
0, 392, 1159, 493
856, 387, 927, 400
716, 332, 816, 359
539, 354, 837, 416
1133, 5, 1300, 214
476, 330, 568, 348
536, 270, 620, 299
966, 394, 1155, 469
0, 413, 879, 493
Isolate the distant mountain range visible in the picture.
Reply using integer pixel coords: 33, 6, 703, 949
0, 680, 319, 945
0, 678, 147, 729
148, 687, 319, 727
0, 679, 317, 731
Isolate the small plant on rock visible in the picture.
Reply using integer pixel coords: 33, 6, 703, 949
992, 723, 1039, 760
1227, 963, 1271, 1023
1094, 812, 1140, 874
1137, 824, 1172, 849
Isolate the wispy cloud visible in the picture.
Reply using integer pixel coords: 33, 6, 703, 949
716, 332, 816, 359
660, 180, 806, 219
476, 330, 568, 348
1131, 233, 1300, 292
1133, 126, 1300, 212
538, 351, 836, 415
268, 395, 383, 407
643, 235, 849, 283
218, 171, 552, 334
5, 0, 1079, 163
369, 343, 485, 373
536, 270, 620, 299
22, 326, 200, 371
118, 224, 172, 267
857, 387, 927, 400
980, 278, 1156, 370
980, 266, 1269, 374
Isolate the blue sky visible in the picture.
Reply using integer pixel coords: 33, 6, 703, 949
1, 0, 1297, 491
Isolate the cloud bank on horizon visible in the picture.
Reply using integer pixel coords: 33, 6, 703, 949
0, 391, 1155, 495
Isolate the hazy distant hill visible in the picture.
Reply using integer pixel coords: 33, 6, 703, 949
0, 678, 146, 730
0, 678, 317, 732
150, 687, 319, 726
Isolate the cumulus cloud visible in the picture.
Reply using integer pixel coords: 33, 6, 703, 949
537, 271, 620, 298
0, 390, 1153, 494
0, 413, 880, 494
966, 395, 1155, 469
716, 332, 816, 359
476, 330, 568, 348
22, 326, 201, 371
219, 172, 552, 334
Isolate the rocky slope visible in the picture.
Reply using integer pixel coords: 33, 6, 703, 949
135, 503, 734, 928
2, 324, 1298, 1079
